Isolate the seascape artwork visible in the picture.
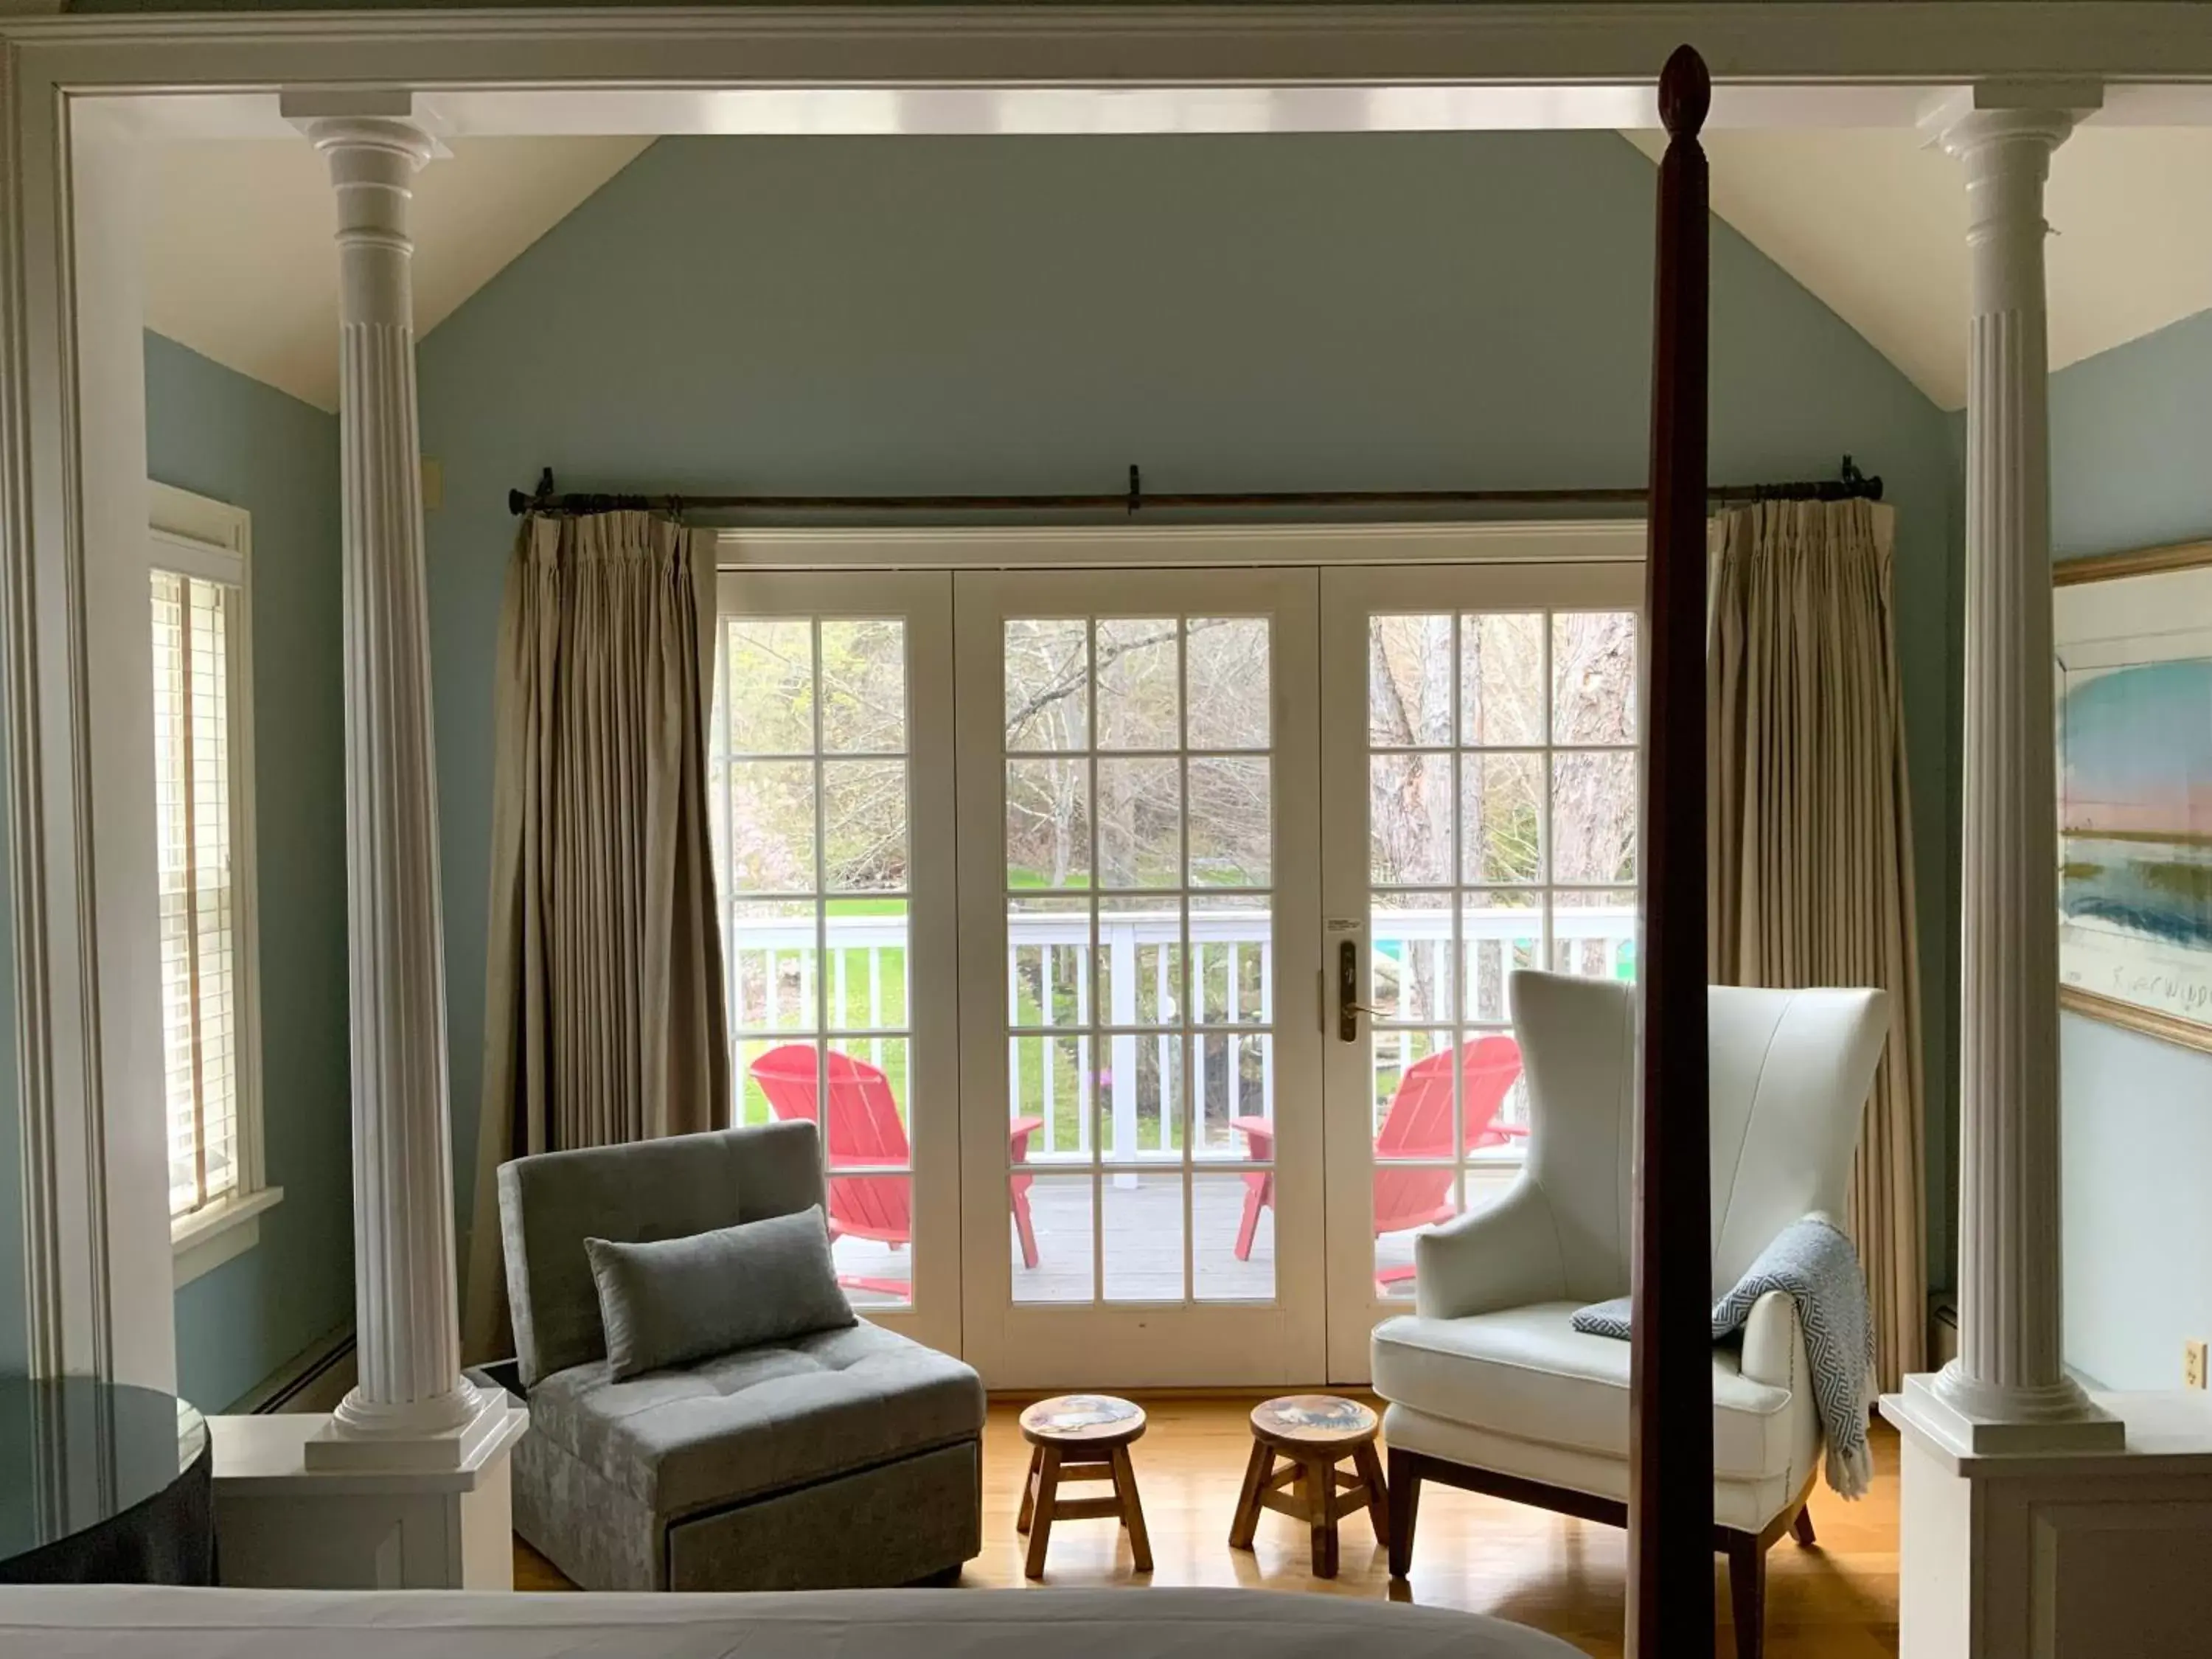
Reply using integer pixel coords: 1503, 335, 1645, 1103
2054, 557, 2212, 1050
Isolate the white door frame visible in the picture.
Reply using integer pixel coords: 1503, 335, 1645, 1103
4, 4, 2204, 1379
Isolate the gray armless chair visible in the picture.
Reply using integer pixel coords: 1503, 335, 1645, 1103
497, 1120, 985, 1591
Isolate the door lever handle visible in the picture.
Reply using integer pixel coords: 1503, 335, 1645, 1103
1337, 939, 1373, 1043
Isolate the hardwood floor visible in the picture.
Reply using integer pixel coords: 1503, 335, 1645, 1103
515, 1395, 1902, 1658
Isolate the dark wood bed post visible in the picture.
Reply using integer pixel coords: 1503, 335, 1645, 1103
1630, 43, 1715, 1659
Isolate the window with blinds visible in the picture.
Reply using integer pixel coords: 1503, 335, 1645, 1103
152, 568, 243, 1220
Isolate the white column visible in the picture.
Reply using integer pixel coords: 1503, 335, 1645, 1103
1896, 86, 2118, 1455
291, 105, 509, 1470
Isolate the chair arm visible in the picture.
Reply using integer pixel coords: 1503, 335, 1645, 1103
1739, 1289, 1803, 1391
1413, 1181, 1569, 1321
1229, 1114, 1275, 1158
1008, 1117, 1046, 1162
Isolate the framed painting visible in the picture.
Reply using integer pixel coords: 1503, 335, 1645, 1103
2053, 538, 2212, 1053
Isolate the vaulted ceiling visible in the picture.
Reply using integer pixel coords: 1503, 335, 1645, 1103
143, 136, 651, 411
1624, 124, 2212, 408
146, 128, 2212, 416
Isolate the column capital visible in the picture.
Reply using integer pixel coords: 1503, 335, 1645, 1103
1919, 81, 2097, 160
300, 115, 437, 173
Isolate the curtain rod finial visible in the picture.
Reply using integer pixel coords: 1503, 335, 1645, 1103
1659, 45, 1711, 139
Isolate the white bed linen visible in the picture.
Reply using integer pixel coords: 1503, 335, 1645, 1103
1, 1585, 1579, 1658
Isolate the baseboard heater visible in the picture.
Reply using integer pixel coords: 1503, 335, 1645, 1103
237, 1326, 357, 1415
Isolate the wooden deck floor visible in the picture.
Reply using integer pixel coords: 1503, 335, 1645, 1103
838, 1165, 1522, 1305
516, 1394, 1902, 1659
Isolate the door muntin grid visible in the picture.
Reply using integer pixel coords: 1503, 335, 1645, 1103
712, 613, 918, 1307
1002, 615, 1277, 1306
1365, 609, 1639, 1296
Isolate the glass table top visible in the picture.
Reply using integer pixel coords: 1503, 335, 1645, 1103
0, 1378, 209, 1561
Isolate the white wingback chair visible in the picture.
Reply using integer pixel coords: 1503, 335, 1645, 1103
1371, 970, 1887, 1659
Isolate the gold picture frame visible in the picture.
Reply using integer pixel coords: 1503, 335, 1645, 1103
2053, 537, 2212, 1054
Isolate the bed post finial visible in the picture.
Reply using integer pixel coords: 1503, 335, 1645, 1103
1630, 36, 1716, 1659
1658, 44, 1711, 139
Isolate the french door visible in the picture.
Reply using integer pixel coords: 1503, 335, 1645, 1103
1317, 562, 1644, 1380
710, 551, 1641, 1388
953, 569, 1326, 1388
708, 571, 963, 1356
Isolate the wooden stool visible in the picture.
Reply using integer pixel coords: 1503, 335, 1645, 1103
1228, 1394, 1387, 1579
1016, 1394, 1152, 1579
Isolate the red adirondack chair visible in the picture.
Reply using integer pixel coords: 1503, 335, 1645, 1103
1230, 1034, 1526, 1290
751, 1043, 1046, 1295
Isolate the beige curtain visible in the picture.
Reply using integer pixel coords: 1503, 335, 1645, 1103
1708, 498, 1927, 1391
462, 510, 729, 1362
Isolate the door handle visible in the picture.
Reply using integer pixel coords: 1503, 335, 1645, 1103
1338, 939, 1375, 1043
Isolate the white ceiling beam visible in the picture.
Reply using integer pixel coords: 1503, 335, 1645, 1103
25, 4, 2212, 143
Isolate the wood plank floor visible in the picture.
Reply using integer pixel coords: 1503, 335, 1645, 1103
516, 1395, 1901, 1658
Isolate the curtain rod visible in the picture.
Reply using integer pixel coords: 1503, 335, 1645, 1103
505, 458, 1882, 518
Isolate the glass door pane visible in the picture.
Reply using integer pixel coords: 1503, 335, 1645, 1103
957, 569, 1321, 1388
710, 572, 958, 1354
999, 616, 1273, 1304
1321, 563, 1644, 1382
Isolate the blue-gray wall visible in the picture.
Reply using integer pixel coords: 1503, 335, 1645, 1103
417, 132, 1963, 1295
2050, 307, 2212, 1391
146, 333, 353, 1412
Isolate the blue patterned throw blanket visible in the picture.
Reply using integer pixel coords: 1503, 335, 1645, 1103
1570, 1214, 1875, 1499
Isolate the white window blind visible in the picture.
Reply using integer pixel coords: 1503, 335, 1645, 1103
153, 568, 241, 1220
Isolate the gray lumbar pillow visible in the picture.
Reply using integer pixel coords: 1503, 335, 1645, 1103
584, 1205, 856, 1381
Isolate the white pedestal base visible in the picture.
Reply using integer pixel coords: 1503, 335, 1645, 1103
1905, 1368, 2124, 1455
1882, 1382, 2212, 1658
305, 1378, 514, 1472
209, 1398, 528, 1590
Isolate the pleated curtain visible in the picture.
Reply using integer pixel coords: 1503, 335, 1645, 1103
463, 510, 729, 1362
1708, 498, 1927, 1391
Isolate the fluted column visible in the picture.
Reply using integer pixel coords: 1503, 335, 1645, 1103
299, 114, 487, 1460
1924, 93, 2116, 1444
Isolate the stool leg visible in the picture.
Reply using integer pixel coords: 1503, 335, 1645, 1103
1110, 1444, 1152, 1574
1304, 1454, 1339, 1579
1017, 1445, 1041, 1535
1228, 1439, 1273, 1551
1353, 1441, 1391, 1546
1023, 1447, 1062, 1580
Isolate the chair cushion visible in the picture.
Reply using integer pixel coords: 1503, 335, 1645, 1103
1371, 1302, 1797, 1481
499, 1121, 827, 1387
585, 1206, 855, 1381
529, 1321, 984, 1517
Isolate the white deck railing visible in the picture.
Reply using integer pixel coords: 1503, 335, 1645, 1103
726, 902, 1637, 1160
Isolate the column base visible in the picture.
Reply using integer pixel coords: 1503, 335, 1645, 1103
305, 1379, 519, 1472
1881, 1385, 2212, 1659
1896, 1368, 2124, 1455
209, 1397, 528, 1590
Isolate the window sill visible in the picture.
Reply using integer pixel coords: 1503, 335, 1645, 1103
173, 1186, 284, 1288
